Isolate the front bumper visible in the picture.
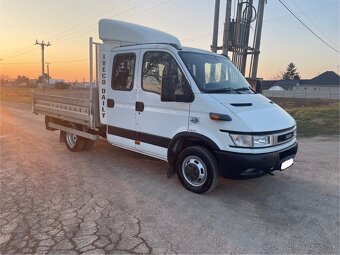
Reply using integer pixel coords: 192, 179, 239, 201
214, 142, 298, 178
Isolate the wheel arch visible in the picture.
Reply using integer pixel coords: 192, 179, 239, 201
167, 132, 220, 166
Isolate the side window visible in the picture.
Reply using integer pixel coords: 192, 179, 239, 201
112, 53, 135, 91
142, 51, 186, 95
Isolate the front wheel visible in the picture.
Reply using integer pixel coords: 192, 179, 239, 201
177, 146, 220, 194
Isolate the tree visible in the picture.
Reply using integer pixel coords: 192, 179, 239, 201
37, 73, 51, 83
0, 75, 10, 84
282, 62, 300, 80
14, 75, 29, 85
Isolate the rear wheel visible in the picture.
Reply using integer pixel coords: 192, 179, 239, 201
177, 146, 219, 194
64, 124, 86, 152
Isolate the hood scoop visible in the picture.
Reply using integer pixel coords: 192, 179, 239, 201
230, 103, 252, 107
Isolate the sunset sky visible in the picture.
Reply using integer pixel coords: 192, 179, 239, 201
0, 0, 339, 81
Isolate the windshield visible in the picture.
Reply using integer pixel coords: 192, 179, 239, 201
179, 51, 253, 94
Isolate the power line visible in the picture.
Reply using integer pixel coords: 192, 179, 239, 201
0, 62, 39, 65
264, 5, 335, 25
46, 0, 131, 42
277, 0, 340, 53
122, 0, 171, 20
182, 31, 224, 43
1, 58, 89, 66
0, 45, 34, 58
51, 58, 89, 64
183, 4, 335, 43
52, 0, 169, 46
0, 0, 134, 59
52, 0, 152, 45
1, 0, 170, 62
289, 0, 339, 49
0, 49, 36, 60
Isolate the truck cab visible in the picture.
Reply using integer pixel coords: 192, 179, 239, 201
97, 19, 298, 193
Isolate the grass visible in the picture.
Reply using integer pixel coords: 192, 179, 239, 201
1, 86, 339, 137
270, 98, 339, 137
0, 86, 85, 104
1, 86, 34, 104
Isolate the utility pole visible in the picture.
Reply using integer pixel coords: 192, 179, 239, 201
250, 0, 265, 79
35, 40, 51, 86
222, 0, 232, 55
211, 0, 220, 53
45, 62, 51, 85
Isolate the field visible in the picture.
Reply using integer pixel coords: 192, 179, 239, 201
270, 98, 339, 137
1, 86, 34, 104
1, 86, 339, 137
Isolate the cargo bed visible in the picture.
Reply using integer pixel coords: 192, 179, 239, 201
32, 88, 102, 129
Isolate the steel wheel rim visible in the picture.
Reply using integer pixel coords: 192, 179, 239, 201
182, 156, 207, 187
66, 132, 77, 148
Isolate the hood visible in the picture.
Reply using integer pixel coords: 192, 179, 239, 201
211, 94, 296, 132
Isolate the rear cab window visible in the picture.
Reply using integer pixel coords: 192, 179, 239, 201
111, 53, 136, 91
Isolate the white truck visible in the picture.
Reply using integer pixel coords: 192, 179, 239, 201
32, 19, 298, 194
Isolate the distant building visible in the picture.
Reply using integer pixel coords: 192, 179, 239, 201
262, 79, 299, 90
262, 71, 339, 99
295, 71, 339, 94
47, 79, 64, 85
268, 85, 285, 91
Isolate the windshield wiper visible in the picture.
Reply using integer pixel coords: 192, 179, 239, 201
234, 87, 251, 91
204, 88, 241, 94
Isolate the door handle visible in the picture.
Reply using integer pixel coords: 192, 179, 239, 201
107, 99, 114, 108
135, 101, 144, 112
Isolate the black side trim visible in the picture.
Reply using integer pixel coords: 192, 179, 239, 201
230, 103, 252, 107
140, 132, 170, 148
220, 126, 295, 136
107, 125, 170, 148
108, 126, 137, 141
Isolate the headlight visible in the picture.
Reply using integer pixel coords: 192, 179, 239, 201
229, 134, 252, 147
230, 134, 272, 148
253, 135, 272, 147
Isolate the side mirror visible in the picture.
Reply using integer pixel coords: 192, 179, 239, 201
161, 77, 194, 103
160, 76, 175, 101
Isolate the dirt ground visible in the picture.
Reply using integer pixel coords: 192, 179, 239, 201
1, 101, 339, 254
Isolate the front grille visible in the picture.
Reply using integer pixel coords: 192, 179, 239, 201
277, 132, 294, 143
271, 127, 296, 146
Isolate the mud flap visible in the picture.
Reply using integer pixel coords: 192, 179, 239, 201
167, 159, 176, 179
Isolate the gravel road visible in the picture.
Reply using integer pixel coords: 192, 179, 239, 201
0, 101, 339, 254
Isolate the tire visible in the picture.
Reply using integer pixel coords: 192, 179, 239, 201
64, 125, 86, 152
176, 146, 220, 194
